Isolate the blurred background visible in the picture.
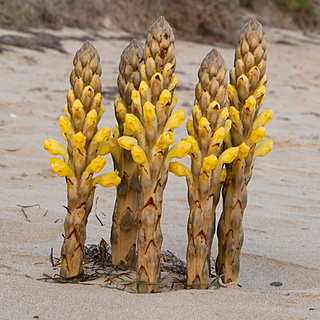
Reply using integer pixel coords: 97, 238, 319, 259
0, 0, 319, 44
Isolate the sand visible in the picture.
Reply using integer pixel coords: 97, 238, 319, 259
0, 23, 319, 319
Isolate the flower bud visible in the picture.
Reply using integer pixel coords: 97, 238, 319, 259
139, 80, 151, 101
92, 127, 111, 144
192, 104, 202, 122
44, 139, 68, 161
254, 140, 273, 158
117, 136, 138, 150
166, 140, 191, 162
64, 104, 71, 119
97, 140, 115, 155
199, 117, 210, 132
155, 131, 174, 150
143, 101, 156, 120
229, 106, 240, 124
186, 119, 194, 136
50, 157, 74, 178
86, 156, 106, 174
59, 116, 74, 140
248, 126, 266, 144
253, 110, 273, 129
113, 125, 119, 139
159, 89, 171, 107
131, 145, 148, 165
131, 90, 142, 114
245, 95, 256, 112
212, 127, 225, 144
218, 147, 239, 163
164, 110, 185, 131
93, 170, 121, 188
238, 142, 250, 160
72, 131, 86, 149
225, 119, 232, 134
186, 135, 200, 154
124, 114, 144, 135
203, 155, 218, 171
169, 161, 192, 178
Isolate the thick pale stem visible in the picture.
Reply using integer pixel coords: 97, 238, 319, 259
216, 159, 246, 284
136, 183, 163, 293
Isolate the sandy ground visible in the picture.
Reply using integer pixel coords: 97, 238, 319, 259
0, 22, 320, 319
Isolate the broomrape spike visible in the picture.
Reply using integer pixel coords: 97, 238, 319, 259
44, 41, 120, 279
216, 19, 273, 285
110, 39, 144, 267
118, 17, 188, 293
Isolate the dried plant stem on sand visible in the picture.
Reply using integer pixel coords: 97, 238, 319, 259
44, 42, 120, 278
216, 19, 273, 284
111, 39, 143, 267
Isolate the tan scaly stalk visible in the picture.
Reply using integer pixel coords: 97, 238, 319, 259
111, 39, 143, 266
44, 42, 120, 278
117, 17, 191, 293
170, 49, 240, 288
216, 19, 273, 284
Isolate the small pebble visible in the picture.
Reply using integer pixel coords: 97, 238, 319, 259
270, 281, 282, 287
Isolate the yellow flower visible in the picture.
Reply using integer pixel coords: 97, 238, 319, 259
159, 89, 171, 107
139, 81, 151, 100
50, 157, 74, 178
192, 104, 202, 120
186, 119, 194, 136
166, 140, 191, 162
212, 127, 225, 144
97, 140, 115, 156
186, 135, 200, 154
220, 168, 227, 183
59, 116, 74, 139
155, 132, 174, 150
72, 99, 84, 115
86, 156, 106, 174
72, 131, 86, 149
143, 101, 156, 120
116, 102, 127, 118
117, 136, 138, 150
44, 139, 68, 162
229, 106, 240, 124
203, 155, 218, 171
124, 114, 144, 135
169, 162, 192, 179
248, 126, 266, 144
92, 127, 111, 144
254, 85, 266, 100
113, 125, 119, 139
219, 107, 229, 118
218, 147, 239, 163
131, 145, 148, 165
99, 103, 105, 117
93, 170, 121, 188
253, 110, 273, 129
85, 109, 97, 126
225, 119, 232, 134
64, 104, 71, 119
170, 93, 178, 110
169, 76, 178, 89
164, 110, 185, 131
199, 117, 210, 132
254, 140, 273, 158
238, 142, 250, 160
131, 90, 142, 114
227, 84, 238, 102
245, 95, 256, 112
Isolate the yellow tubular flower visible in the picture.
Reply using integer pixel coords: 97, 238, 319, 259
199, 117, 210, 132
218, 147, 239, 164
131, 90, 142, 114
248, 126, 266, 144
212, 127, 225, 144
169, 161, 192, 179
186, 119, 195, 136
72, 132, 86, 149
86, 156, 106, 174
159, 89, 171, 107
50, 157, 74, 178
166, 140, 192, 162
219, 107, 229, 118
254, 85, 266, 101
124, 114, 144, 135
186, 135, 200, 154
227, 84, 239, 104
192, 104, 202, 120
72, 99, 84, 119
44, 139, 68, 162
139, 81, 151, 100
169, 75, 178, 90
254, 140, 273, 158
170, 93, 178, 111
85, 109, 97, 126
225, 119, 232, 134
59, 116, 74, 137
117, 136, 138, 150
116, 102, 127, 117
92, 127, 111, 144
155, 131, 174, 150
245, 95, 256, 112
164, 110, 185, 131
93, 170, 121, 188
253, 110, 273, 129
229, 106, 240, 124
64, 104, 71, 119
238, 142, 250, 160
143, 101, 156, 120
113, 125, 119, 139
220, 168, 227, 183
131, 145, 148, 165
99, 103, 105, 117
97, 140, 115, 156
203, 155, 218, 171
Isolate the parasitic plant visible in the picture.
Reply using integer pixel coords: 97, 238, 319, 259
117, 17, 191, 293
216, 19, 273, 284
170, 49, 240, 288
44, 41, 121, 278
110, 39, 144, 267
